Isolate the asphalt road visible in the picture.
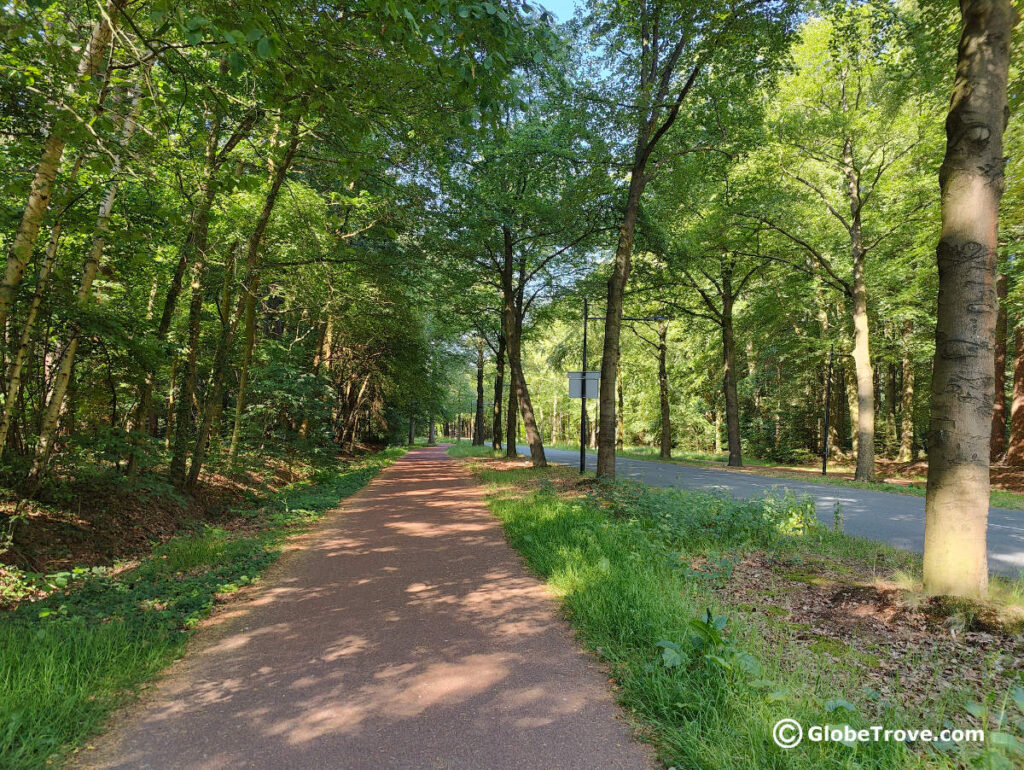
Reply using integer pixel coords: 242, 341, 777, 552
521, 445, 1024, 578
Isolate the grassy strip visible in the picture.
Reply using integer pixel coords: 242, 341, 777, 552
0, 448, 403, 770
543, 442, 1024, 511
462, 456, 1022, 769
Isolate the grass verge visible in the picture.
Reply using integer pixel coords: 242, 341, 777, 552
456, 452, 1024, 769
543, 443, 1024, 511
0, 448, 403, 770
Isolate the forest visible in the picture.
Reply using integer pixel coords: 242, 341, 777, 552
2, 0, 1023, 767
1, 0, 1019, 598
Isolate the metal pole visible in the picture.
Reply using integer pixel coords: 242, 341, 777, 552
580, 299, 588, 474
822, 343, 834, 475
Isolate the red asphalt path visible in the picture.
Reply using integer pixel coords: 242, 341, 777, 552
82, 446, 653, 769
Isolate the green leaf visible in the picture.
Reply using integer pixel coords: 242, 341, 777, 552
228, 51, 246, 75
825, 698, 858, 714
990, 732, 1024, 755
1011, 686, 1024, 714
256, 37, 273, 59
655, 640, 684, 668
965, 701, 987, 719
245, 27, 264, 42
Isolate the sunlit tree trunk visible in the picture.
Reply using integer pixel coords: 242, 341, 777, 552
722, 290, 742, 467
0, 154, 85, 455
992, 272, 1008, 460
30, 85, 142, 480
189, 122, 300, 489
0, 0, 124, 330
845, 139, 876, 482
924, 0, 1017, 598
501, 230, 545, 467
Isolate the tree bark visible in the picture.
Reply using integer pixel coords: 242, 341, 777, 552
501, 227, 546, 467
188, 121, 300, 488
924, 0, 1016, 598
0, 154, 85, 455
30, 84, 142, 480
898, 321, 916, 462
616, 364, 625, 450
492, 333, 505, 451
473, 338, 485, 445
992, 272, 1008, 460
845, 138, 876, 482
658, 321, 671, 459
0, 0, 124, 330
722, 292, 743, 467
597, 167, 644, 477
1007, 324, 1024, 465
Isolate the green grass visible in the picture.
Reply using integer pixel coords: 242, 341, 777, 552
476, 469, 1020, 769
544, 442, 1024, 510
0, 448, 403, 770
446, 443, 500, 458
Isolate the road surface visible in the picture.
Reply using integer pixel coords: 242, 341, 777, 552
521, 445, 1024, 577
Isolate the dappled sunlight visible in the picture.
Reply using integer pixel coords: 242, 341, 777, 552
87, 448, 648, 769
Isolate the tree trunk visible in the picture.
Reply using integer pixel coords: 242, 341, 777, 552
658, 321, 671, 459
924, 0, 1016, 598
474, 338, 485, 445
1007, 324, 1024, 465
0, 154, 85, 455
616, 365, 625, 450
188, 122, 300, 488
506, 357, 518, 457
898, 321, 916, 462
846, 139, 876, 482
501, 228, 545, 467
30, 84, 142, 480
0, 0, 124, 330
597, 167, 645, 478
722, 292, 742, 467
992, 272, 1008, 460
492, 333, 505, 451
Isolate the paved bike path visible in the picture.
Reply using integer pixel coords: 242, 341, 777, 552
82, 446, 651, 769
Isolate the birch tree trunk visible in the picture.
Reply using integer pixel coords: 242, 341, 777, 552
0, 154, 85, 455
30, 85, 142, 480
924, 0, 1017, 598
0, 0, 125, 330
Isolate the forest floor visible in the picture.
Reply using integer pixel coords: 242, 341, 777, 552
0, 446, 387, 606
73, 445, 652, 770
456, 446, 1024, 768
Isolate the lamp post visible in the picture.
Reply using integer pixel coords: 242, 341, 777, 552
576, 300, 668, 474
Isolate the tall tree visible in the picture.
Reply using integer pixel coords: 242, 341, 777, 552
923, 0, 1018, 598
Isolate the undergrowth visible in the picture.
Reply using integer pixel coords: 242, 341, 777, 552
0, 448, 402, 770
481, 468, 1023, 769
